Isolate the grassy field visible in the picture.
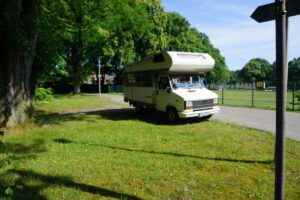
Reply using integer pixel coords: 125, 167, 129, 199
214, 90, 300, 111
0, 95, 300, 199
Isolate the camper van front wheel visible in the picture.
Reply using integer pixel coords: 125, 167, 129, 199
202, 114, 213, 120
166, 107, 178, 123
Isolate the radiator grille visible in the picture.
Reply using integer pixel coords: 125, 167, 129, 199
192, 99, 214, 109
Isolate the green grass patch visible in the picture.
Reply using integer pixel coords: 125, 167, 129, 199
0, 94, 299, 199
35, 94, 114, 114
215, 90, 300, 111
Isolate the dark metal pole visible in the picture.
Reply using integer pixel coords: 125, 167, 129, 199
293, 76, 295, 111
275, 0, 288, 199
222, 84, 225, 104
252, 81, 255, 107
98, 57, 101, 100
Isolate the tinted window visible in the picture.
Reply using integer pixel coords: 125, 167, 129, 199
158, 77, 170, 89
136, 72, 151, 87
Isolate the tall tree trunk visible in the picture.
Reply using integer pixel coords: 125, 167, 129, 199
92, 57, 100, 86
68, 2, 84, 95
71, 44, 81, 94
0, 0, 38, 127
101, 73, 105, 86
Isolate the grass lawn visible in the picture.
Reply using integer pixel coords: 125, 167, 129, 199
0, 94, 300, 199
214, 90, 300, 111
34, 94, 114, 113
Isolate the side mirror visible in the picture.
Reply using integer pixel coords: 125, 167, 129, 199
166, 87, 171, 93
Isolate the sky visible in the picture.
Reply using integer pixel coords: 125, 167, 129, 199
162, 0, 300, 70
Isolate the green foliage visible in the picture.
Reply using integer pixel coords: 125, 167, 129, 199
165, 12, 190, 51
239, 58, 272, 82
229, 57, 300, 84
35, 0, 229, 88
5, 187, 14, 196
33, 0, 71, 84
288, 57, 300, 81
35, 88, 53, 102
227, 70, 242, 84
36, 0, 168, 87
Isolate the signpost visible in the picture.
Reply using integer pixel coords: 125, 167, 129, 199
251, 0, 300, 22
251, 0, 300, 199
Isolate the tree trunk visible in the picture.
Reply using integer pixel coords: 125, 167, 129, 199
68, 4, 84, 95
101, 73, 105, 86
0, 0, 38, 127
71, 44, 81, 94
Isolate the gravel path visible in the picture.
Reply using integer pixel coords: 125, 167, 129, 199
101, 94, 300, 141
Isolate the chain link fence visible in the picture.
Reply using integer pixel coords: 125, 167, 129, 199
207, 82, 300, 111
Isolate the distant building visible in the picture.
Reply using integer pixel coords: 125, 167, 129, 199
84, 74, 116, 85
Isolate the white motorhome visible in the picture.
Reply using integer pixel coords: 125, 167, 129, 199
123, 51, 220, 122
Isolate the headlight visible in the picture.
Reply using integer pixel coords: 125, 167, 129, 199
185, 101, 193, 107
184, 101, 193, 110
213, 98, 218, 104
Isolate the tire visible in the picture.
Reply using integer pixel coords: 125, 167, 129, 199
166, 108, 179, 123
135, 104, 145, 113
201, 114, 213, 120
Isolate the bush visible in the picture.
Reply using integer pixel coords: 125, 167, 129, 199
35, 87, 53, 101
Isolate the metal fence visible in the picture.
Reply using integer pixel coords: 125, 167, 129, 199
108, 85, 123, 93
210, 83, 300, 111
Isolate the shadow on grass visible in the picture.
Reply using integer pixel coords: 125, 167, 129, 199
0, 136, 142, 199
0, 139, 46, 154
35, 108, 208, 126
34, 109, 99, 126
0, 138, 49, 199
0, 138, 46, 168
2, 169, 143, 200
53, 138, 273, 165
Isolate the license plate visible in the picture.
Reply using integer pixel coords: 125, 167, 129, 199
199, 112, 210, 117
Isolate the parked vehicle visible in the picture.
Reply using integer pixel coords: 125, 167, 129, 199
123, 51, 220, 122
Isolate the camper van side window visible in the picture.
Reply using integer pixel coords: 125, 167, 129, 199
135, 72, 152, 87
158, 77, 170, 89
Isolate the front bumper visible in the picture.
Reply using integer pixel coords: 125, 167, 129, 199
178, 106, 220, 118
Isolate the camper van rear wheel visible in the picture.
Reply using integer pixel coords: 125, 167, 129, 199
135, 104, 145, 113
167, 108, 178, 123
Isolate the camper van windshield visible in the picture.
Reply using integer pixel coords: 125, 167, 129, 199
170, 75, 205, 89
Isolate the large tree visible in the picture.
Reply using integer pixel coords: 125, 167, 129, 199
36, 2, 229, 91
0, 0, 38, 127
239, 58, 272, 82
32, 0, 69, 86
37, 0, 167, 92
38, 0, 105, 94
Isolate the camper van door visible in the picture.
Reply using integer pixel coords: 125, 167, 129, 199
156, 76, 171, 111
